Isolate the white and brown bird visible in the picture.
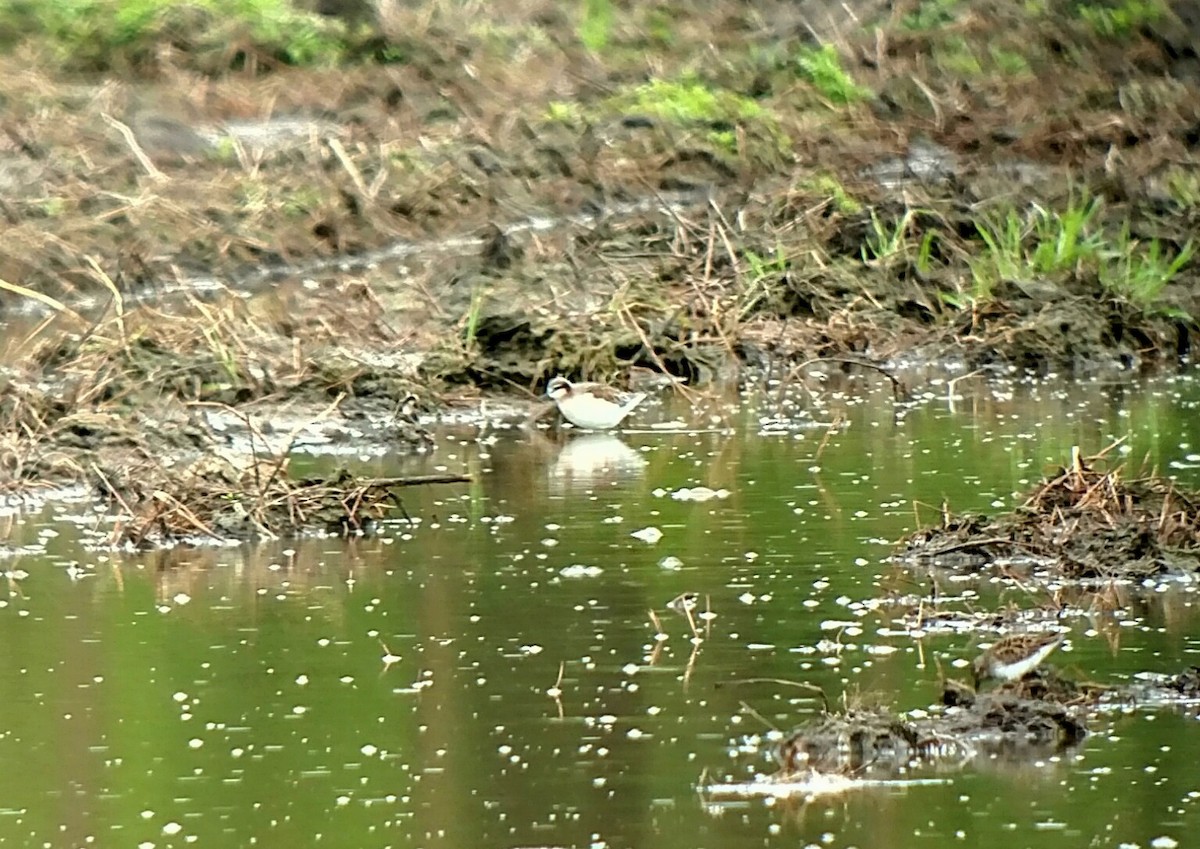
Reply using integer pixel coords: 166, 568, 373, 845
545, 376, 647, 430
972, 631, 1066, 690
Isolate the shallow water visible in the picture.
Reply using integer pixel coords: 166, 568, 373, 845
3, 370, 1200, 848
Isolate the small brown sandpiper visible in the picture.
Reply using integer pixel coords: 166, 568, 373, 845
972, 631, 1066, 690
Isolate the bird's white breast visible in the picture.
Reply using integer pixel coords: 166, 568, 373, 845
557, 393, 643, 429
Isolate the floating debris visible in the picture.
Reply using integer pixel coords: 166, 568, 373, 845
668, 486, 729, 502
630, 526, 663, 544
559, 564, 603, 578
668, 592, 698, 615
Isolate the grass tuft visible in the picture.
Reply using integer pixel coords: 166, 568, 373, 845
1076, 0, 1165, 37
796, 45, 870, 104
901, 0, 962, 30
969, 195, 1105, 297
1101, 226, 1195, 306
578, 0, 614, 52
1, 0, 349, 70
621, 78, 764, 124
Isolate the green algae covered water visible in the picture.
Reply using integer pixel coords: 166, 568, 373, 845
1, 370, 1199, 849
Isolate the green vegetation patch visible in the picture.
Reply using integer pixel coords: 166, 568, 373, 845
1101, 225, 1196, 309
901, 0, 963, 30
795, 45, 870, 104
549, 75, 783, 155
1, 0, 351, 70
1075, 0, 1166, 37
967, 195, 1194, 312
618, 78, 765, 125
578, 0, 615, 52
971, 195, 1106, 297
797, 175, 862, 214
935, 38, 1032, 79
1163, 167, 1200, 209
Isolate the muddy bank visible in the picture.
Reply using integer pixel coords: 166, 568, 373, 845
2, 0, 1199, 383
4, 0, 1200, 517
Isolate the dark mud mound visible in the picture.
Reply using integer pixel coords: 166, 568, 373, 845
775, 710, 973, 777
951, 692, 1089, 751
451, 304, 723, 389
899, 446, 1200, 579
775, 696, 1088, 778
1163, 666, 1200, 698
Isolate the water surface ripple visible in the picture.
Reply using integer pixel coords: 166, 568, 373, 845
2, 372, 1199, 848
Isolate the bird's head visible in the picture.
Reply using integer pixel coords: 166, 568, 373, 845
546, 376, 571, 401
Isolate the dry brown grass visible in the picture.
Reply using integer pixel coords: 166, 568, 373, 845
899, 444, 1200, 581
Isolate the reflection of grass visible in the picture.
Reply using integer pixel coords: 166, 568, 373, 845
796, 45, 869, 104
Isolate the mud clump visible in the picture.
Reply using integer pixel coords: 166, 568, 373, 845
899, 446, 1200, 580
953, 691, 1089, 749
774, 695, 1088, 779
1162, 666, 1200, 699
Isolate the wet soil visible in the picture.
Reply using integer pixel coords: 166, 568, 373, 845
4, 0, 1200, 375
774, 692, 1090, 779
765, 661, 1196, 784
